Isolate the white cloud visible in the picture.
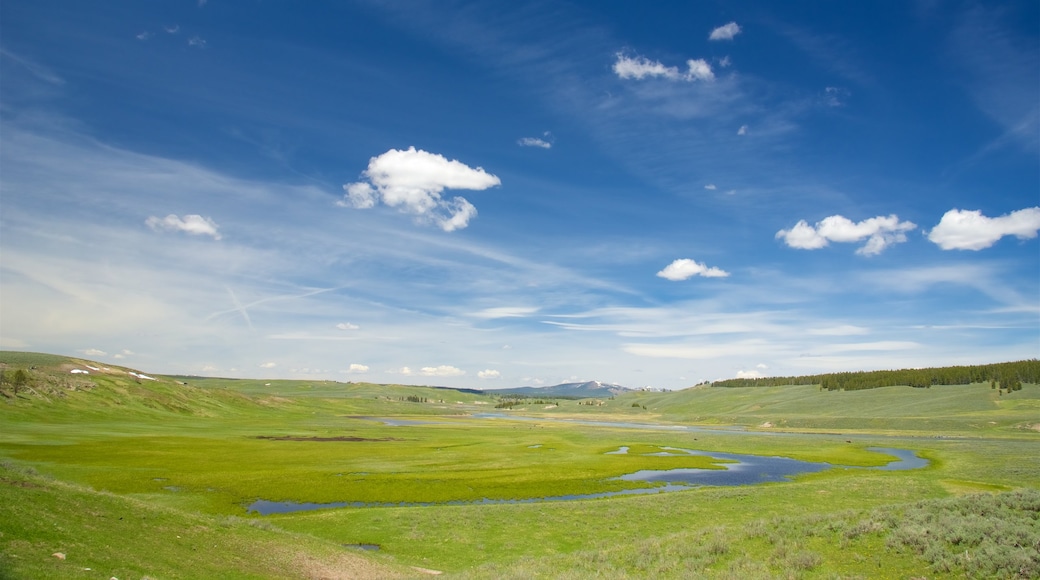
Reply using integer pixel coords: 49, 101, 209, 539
518, 137, 551, 149
146, 214, 222, 240
340, 147, 500, 232
342, 182, 376, 209
478, 369, 501, 379
0, 48, 65, 86
613, 54, 681, 80
710, 22, 742, 41
473, 306, 539, 319
420, 365, 465, 377
718, 55, 732, 68
136, 31, 151, 41
188, 36, 207, 49
704, 184, 717, 190
823, 86, 850, 107
685, 59, 715, 82
259, 362, 276, 368
164, 24, 179, 34
613, 53, 714, 82
808, 325, 869, 336
80, 348, 106, 357
656, 258, 730, 281
737, 124, 748, 135
776, 214, 916, 255
736, 369, 761, 379
336, 322, 359, 330
346, 363, 369, 373
927, 207, 1040, 250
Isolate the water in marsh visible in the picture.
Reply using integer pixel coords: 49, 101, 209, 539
244, 447, 928, 515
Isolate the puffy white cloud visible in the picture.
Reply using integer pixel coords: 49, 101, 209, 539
704, 183, 717, 190
336, 322, 359, 330
188, 36, 206, 48
342, 182, 376, 209
420, 365, 465, 377
146, 214, 222, 240
259, 361, 276, 368
346, 363, 369, 373
657, 258, 730, 281
340, 147, 499, 232
736, 369, 761, 379
710, 22, 742, 41
478, 369, 501, 379
776, 214, 916, 256
737, 124, 748, 135
613, 53, 714, 82
927, 207, 1040, 250
613, 54, 681, 80
685, 59, 715, 81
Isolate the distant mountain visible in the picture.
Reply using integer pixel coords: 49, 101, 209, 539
492, 380, 631, 398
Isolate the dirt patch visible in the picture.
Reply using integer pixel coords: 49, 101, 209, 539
288, 549, 407, 580
1029, 424, 1040, 432
255, 435, 402, 442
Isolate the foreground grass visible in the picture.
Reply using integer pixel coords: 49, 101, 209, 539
453, 488, 1040, 579
0, 462, 411, 580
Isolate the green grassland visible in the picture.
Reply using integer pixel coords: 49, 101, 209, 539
1, 351, 1038, 579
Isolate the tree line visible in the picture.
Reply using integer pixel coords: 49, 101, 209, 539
711, 359, 1040, 391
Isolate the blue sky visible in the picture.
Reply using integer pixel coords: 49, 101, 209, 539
1, 0, 1037, 389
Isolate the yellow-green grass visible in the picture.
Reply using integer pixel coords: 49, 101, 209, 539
2, 351, 1039, 577
0, 462, 412, 580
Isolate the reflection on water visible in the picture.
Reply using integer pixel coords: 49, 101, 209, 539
866, 447, 930, 471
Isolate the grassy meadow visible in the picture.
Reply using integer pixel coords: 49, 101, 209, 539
1, 351, 1038, 579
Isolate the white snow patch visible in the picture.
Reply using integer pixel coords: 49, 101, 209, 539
129, 371, 157, 381
70, 369, 89, 374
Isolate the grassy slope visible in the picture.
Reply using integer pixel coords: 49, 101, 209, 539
0, 463, 412, 580
2, 351, 1039, 578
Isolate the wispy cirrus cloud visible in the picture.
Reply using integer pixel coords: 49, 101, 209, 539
0, 48, 64, 85
776, 214, 916, 256
518, 131, 554, 149
473, 306, 540, 319
340, 147, 500, 232
928, 207, 1040, 250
